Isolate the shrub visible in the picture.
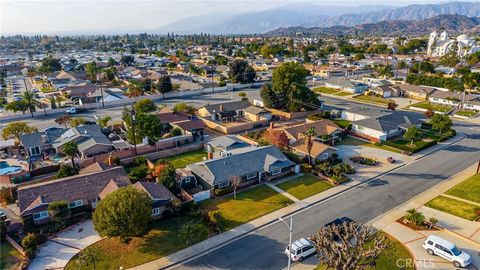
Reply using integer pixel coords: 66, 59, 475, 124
48, 201, 70, 228
55, 165, 76, 179
170, 127, 182, 137
22, 233, 40, 258
282, 150, 302, 164
0, 187, 14, 204
128, 164, 149, 183
178, 221, 208, 245
214, 186, 233, 196
403, 208, 425, 226
350, 156, 378, 166
133, 156, 147, 166
301, 163, 313, 173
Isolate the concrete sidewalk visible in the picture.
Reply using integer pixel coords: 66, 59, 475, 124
370, 163, 480, 270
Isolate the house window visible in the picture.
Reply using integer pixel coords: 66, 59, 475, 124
30, 146, 40, 155
217, 181, 230, 188
246, 172, 257, 180
68, 200, 83, 209
33, 211, 49, 221
270, 168, 281, 176
322, 153, 329, 160
152, 208, 160, 215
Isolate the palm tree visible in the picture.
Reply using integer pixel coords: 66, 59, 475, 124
303, 127, 317, 166
22, 90, 41, 118
63, 141, 79, 171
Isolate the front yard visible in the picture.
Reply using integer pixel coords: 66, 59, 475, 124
352, 94, 390, 105
313, 86, 340, 95
334, 91, 353, 97
445, 174, 480, 204
65, 216, 209, 270
164, 149, 207, 169
409, 101, 453, 113
1, 241, 23, 270
331, 119, 352, 129
276, 174, 333, 200
455, 109, 478, 118
425, 196, 478, 221
200, 185, 293, 231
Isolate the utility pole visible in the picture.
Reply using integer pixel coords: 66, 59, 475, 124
97, 74, 105, 108
477, 160, 480, 174
279, 217, 293, 270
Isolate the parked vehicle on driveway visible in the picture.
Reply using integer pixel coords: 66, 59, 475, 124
423, 235, 471, 268
284, 238, 316, 262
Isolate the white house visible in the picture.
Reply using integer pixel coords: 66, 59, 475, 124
324, 79, 369, 94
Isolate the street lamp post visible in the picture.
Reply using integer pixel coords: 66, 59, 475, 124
279, 217, 293, 270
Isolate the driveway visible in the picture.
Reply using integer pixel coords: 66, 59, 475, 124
336, 144, 414, 181
29, 220, 100, 270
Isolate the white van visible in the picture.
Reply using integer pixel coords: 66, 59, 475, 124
423, 235, 471, 268
284, 238, 316, 262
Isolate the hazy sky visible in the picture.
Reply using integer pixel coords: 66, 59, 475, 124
0, 0, 472, 35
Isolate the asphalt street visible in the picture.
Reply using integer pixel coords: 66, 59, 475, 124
172, 122, 480, 270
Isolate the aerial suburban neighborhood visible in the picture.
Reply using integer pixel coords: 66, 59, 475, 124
1, 1, 480, 270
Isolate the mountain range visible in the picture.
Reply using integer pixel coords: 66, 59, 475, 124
152, 2, 480, 34
267, 14, 480, 36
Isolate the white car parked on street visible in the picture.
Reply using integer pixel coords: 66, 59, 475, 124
284, 238, 316, 262
423, 235, 471, 268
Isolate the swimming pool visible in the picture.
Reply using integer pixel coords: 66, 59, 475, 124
0, 161, 8, 169
0, 166, 23, 176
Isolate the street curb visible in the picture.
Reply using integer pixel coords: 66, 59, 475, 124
414, 132, 466, 161
159, 133, 467, 269
158, 163, 408, 270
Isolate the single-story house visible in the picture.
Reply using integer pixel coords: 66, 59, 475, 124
351, 113, 424, 142
188, 145, 297, 189
132, 181, 176, 219
52, 125, 114, 158
197, 100, 252, 122
341, 107, 391, 122
428, 90, 463, 106
392, 84, 437, 101
280, 120, 343, 145
324, 79, 369, 94
290, 139, 337, 162
207, 135, 250, 155
17, 166, 131, 225
243, 106, 272, 122
20, 128, 68, 159
372, 85, 395, 98
157, 108, 205, 139
175, 168, 198, 190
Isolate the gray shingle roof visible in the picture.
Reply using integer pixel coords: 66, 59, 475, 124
353, 113, 424, 133
53, 125, 113, 151
188, 145, 294, 186
20, 128, 68, 149
202, 100, 252, 114
17, 166, 130, 215
208, 135, 249, 150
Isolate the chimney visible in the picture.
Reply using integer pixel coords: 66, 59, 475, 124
219, 105, 224, 112
41, 134, 48, 143
269, 122, 275, 129
207, 144, 213, 160
208, 152, 213, 160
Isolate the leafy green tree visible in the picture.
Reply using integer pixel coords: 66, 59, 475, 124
178, 221, 208, 245
156, 163, 177, 192
5, 100, 28, 114
128, 165, 149, 183
157, 76, 173, 98
238, 92, 247, 100
353, 53, 365, 61
55, 165, 77, 179
107, 57, 117, 67
37, 56, 62, 73
173, 102, 196, 116
120, 55, 135, 66
403, 126, 422, 146
85, 61, 98, 83
48, 201, 70, 227
134, 99, 157, 114
228, 60, 255, 84
430, 114, 452, 134
70, 117, 87, 127
55, 115, 72, 128
97, 116, 112, 128
170, 127, 182, 137
2, 122, 37, 141
63, 141, 79, 170
439, 42, 460, 67
93, 186, 151, 241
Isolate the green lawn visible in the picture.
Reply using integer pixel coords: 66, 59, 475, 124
314, 87, 341, 95
334, 91, 353, 96
276, 174, 333, 200
201, 185, 293, 231
336, 136, 403, 154
455, 110, 478, 118
446, 174, 480, 204
65, 217, 208, 270
426, 196, 479, 221
332, 119, 352, 129
410, 101, 453, 113
352, 94, 390, 105
315, 231, 414, 270
164, 149, 207, 169
0, 241, 23, 270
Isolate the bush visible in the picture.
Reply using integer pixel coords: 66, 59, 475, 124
22, 233, 40, 258
282, 150, 302, 164
0, 187, 14, 204
178, 221, 209, 245
301, 163, 313, 173
128, 164, 149, 183
403, 208, 425, 226
350, 156, 378, 166
170, 127, 182, 137
55, 165, 76, 179
133, 156, 147, 166
214, 186, 233, 196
